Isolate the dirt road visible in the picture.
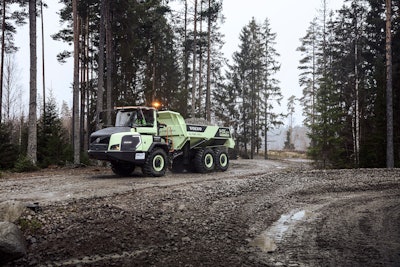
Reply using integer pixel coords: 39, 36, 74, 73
2, 159, 400, 266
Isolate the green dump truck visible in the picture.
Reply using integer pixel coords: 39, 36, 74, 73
88, 106, 235, 177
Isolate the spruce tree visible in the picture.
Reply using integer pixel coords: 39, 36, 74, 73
223, 17, 282, 159
297, 18, 320, 130
261, 18, 283, 159
37, 96, 70, 167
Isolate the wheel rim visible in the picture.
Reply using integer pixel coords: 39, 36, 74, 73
219, 153, 228, 167
204, 153, 214, 169
153, 155, 165, 172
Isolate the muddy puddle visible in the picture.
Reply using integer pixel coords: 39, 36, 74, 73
251, 207, 319, 252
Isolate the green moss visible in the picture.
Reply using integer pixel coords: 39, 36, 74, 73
18, 218, 42, 234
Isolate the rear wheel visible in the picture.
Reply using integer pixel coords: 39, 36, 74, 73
194, 148, 215, 173
143, 148, 167, 177
111, 162, 135, 176
214, 149, 229, 171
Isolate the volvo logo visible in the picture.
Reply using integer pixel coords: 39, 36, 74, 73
189, 126, 203, 131
187, 125, 206, 132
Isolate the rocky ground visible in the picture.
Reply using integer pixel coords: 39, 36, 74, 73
1, 159, 400, 266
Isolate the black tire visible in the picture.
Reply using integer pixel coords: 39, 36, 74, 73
143, 148, 167, 177
194, 148, 215, 173
214, 149, 229, 172
111, 162, 135, 176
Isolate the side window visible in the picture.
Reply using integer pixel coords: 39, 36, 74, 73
142, 110, 154, 126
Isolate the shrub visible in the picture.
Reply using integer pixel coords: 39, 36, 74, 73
14, 156, 39, 173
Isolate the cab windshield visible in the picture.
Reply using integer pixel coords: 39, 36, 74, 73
115, 109, 154, 127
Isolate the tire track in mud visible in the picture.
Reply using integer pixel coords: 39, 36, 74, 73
253, 188, 400, 267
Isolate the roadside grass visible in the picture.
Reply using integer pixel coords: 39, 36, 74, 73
268, 150, 309, 160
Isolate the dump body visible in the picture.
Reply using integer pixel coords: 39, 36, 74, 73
157, 110, 235, 151
88, 106, 235, 177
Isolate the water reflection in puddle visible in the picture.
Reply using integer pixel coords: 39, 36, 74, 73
250, 209, 313, 252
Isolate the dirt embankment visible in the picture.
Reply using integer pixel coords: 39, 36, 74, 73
2, 160, 400, 266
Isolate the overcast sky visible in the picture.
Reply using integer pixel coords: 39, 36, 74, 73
14, 0, 345, 126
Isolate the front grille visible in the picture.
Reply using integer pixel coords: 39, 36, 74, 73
121, 135, 141, 151
90, 135, 110, 151
90, 136, 110, 144
89, 143, 108, 151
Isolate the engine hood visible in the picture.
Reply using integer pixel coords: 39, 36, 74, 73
90, 127, 132, 138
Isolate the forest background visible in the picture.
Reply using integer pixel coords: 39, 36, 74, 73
0, 0, 398, 170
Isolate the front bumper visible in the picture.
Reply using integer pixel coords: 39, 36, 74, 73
88, 150, 146, 164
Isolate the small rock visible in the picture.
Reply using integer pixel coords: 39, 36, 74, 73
26, 202, 42, 213
181, 236, 191, 243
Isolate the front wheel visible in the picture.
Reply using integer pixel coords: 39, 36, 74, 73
143, 148, 168, 177
111, 162, 135, 176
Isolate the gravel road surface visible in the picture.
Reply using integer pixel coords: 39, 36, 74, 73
2, 159, 399, 266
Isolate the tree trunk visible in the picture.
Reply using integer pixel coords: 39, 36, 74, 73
385, 0, 394, 168
80, 16, 86, 152
183, 0, 189, 117
96, 0, 106, 129
264, 108, 268, 159
152, 44, 156, 103
105, 0, 112, 123
353, 3, 360, 168
27, 0, 37, 164
73, 0, 80, 165
191, 0, 198, 117
40, 1, 45, 119
197, 0, 203, 114
205, 0, 211, 122
84, 15, 89, 151
0, 0, 6, 122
